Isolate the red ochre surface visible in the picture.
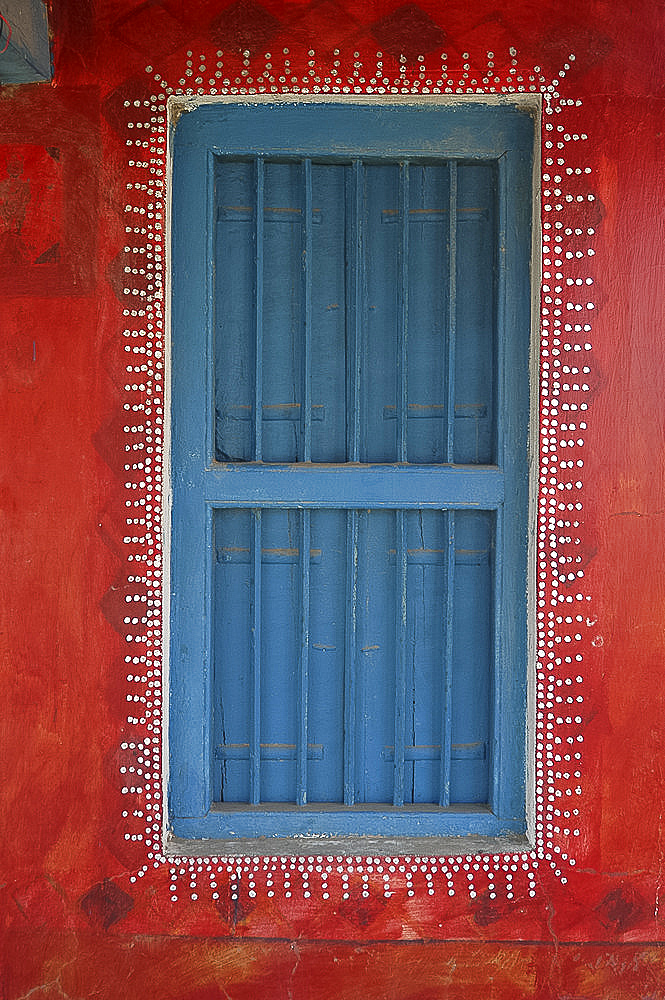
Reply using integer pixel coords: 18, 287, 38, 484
1, 1, 665, 996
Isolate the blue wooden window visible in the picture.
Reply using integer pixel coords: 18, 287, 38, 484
169, 101, 535, 843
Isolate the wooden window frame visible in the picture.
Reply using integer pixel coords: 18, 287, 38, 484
165, 95, 539, 855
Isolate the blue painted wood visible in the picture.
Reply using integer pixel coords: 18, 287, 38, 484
264, 162, 302, 463
214, 159, 254, 463
440, 510, 455, 806
254, 159, 264, 462
364, 163, 398, 462
347, 162, 363, 463
203, 465, 505, 508
176, 101, 536, 160
215, 744, 324, 761
297, 510, 311, 804
174, 806, 526, 840
393, 510, 407, 805
212, 156, 499, 468
309, 509, 346, 802
490, 149, 531, 823
261, 509, 298, 801
490, 505, 504, 814
450, 511, 492, 803
344, 510, 358, 804
212, 156, 498, 468
398, 164, 409, 463
170, 101, 534, 840
447, 162, 457, 464
454, 162, 497, 464
406, 163, 449, 464
358, 509, 395, 802
404, 511, 440, 803
302, 161, 313, 463
311, 163, 347, 462
250, 510, 262, 803
213, 509, 251, 802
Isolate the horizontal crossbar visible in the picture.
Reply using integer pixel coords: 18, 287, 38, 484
201, 463, 504, 508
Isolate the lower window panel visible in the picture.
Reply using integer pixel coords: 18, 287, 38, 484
212, 507, 494, 810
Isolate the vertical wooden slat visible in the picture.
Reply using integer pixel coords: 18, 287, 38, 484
440, 509, 455, 806
443, 163, 458, 802
348, 160, 363, 462
206, 151, 216, 466
492, 158, 514, 818
302, 158, 313, 462
447, 160, 458, 463
254, 157, 264, 461
343, 509, 358, 804
496, 156, 508, 469
490, 508, 503, 812
398, 161, 409, 463
250, 509, 262, 803
297, 509, 311, 804
393, 509, 407, 805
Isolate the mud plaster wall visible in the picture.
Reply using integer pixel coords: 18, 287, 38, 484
1, 1, 665, 997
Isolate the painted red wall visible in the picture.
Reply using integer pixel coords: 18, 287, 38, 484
1, 1, 665, 996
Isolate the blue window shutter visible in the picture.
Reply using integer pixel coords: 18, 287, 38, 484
169, 102, 535, 842
0, 0, 51, 84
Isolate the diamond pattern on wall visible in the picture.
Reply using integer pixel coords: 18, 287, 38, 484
211, 0, 281, 53
113, 1, 186, 58
285, 0, 360, 51
371, 4, 446, 61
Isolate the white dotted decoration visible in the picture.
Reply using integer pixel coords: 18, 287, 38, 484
119, 43, 596, 908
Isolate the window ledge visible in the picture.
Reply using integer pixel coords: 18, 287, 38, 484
165, 833, 532, 859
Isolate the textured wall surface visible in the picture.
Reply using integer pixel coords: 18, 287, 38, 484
1, 1, 665, 996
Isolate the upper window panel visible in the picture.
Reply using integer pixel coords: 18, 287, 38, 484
214, 156, 498, 465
